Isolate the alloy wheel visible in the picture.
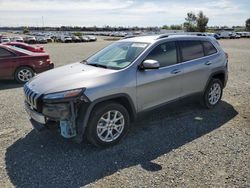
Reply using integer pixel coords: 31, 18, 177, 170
208, 82, 222, 105
96, 110, 125, 142
18, 69, 33, 82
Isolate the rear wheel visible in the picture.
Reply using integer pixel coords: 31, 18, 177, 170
15, 66, 34, 84
203, 79, 223, 108
86, 102, 130, 147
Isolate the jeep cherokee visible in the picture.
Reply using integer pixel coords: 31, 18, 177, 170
24, 34, 228, 147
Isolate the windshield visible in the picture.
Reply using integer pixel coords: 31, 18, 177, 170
86, 42, 148, 70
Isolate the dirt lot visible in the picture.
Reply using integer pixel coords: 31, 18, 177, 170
0, 37, 249, 187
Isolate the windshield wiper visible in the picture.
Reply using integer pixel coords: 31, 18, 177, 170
87, 63, 108, 69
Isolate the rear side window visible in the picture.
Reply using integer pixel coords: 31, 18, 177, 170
146, 41, 177, 67
15, 45, 24, 49
202, 41, 217, 55
179, 41, 204, 62
0, 47, 14, 58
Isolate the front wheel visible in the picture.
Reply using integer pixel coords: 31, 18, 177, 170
86, 102, 130, 147
203, 79, 223, 108
15, 66, 34, 84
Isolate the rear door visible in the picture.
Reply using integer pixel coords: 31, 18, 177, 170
136, 41, 184, 111
177, 40, 217, 96
0, 47, 17, 79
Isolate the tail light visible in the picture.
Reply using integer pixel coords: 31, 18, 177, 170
46, 58, 52, 64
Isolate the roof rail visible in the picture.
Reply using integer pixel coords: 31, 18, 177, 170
156, 33, 184, 40
156, 34, 169, 39
156, 32, 208, 40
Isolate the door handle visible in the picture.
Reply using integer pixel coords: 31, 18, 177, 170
205, 61, 212, 65
171, 69, 181, 74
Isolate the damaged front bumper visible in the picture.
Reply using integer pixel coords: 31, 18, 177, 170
24, 94, 90, 140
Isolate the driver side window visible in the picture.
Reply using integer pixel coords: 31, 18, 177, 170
146, 42, 177, 68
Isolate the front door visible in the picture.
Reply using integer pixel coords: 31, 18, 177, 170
136, 41, 184, 111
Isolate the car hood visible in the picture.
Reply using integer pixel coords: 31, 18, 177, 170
26, 62, 116, 94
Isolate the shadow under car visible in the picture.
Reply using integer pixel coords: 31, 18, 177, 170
5, 100, 238, 187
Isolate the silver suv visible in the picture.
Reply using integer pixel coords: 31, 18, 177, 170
24, 34, 228, 147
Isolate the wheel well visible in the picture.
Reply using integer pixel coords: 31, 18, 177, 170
92, 97, 136, 122
212, 73, 225, 87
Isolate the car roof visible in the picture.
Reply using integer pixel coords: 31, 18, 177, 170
120, 34, 213, 44
3, 42, 28, 45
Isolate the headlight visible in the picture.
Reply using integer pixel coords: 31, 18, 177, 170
43, 88, 84, 100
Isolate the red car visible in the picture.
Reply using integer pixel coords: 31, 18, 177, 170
0, 44, 54, 83
3, 42, 45, 53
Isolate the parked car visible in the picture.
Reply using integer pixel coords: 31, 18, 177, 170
24, 36, 37, 44
235, 34, 241, 39
45, 36, 53, 43
36, 36, 48, 44
229, 32, 237, 39
0, 44, 53, 83
236, 32, 250, 38
71, 35, 81, 42
205, 33, 220, 40
11, 36, 24, 42
3, 42, 45, 53
80, 35, 90, 42
0, 36, 10, 43
217, 31, 231, 39
54, 36, 62, 42
61, 36, 72, 43
24, 35, 228, 147
87, 35, 97, 42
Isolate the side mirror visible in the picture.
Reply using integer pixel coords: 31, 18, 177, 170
141, 59, 160, 70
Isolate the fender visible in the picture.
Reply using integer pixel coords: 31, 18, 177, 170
203, 70, 227, 93
74, 93, 137, 143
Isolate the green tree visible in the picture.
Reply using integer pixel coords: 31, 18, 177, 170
170, 24, 182, 30
246, 18, 250, 31
162, 25, 170, 30
23, 27, 29, 34
196, 11, 209, 32
184, 12, 197, 32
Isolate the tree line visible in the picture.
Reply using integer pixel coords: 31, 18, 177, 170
1, 11, 249, 32
163, 11, 209, 32
163, 11, 250, 32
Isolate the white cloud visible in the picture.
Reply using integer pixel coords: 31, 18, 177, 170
0, 0, 134, 11
0, 0, 248, 26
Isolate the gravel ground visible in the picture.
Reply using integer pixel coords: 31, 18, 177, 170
0, 37, 249, 188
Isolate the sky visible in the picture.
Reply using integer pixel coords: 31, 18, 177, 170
0, 0, 249, 27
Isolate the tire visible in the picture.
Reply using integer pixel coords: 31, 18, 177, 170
86, 102, 130, 147
14, 66, 34, 84
203, 79, 223, 108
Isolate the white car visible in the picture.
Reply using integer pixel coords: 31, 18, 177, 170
87, 35, 97, 42
236, 32, 250, 38
80, 36, 90, 42
11, 36, 24, 42
1, 37, 10, 43
24, 36, 37, 44
61, 36, 72, 43
205, 33, 220, 40
218, 31, 231, 39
